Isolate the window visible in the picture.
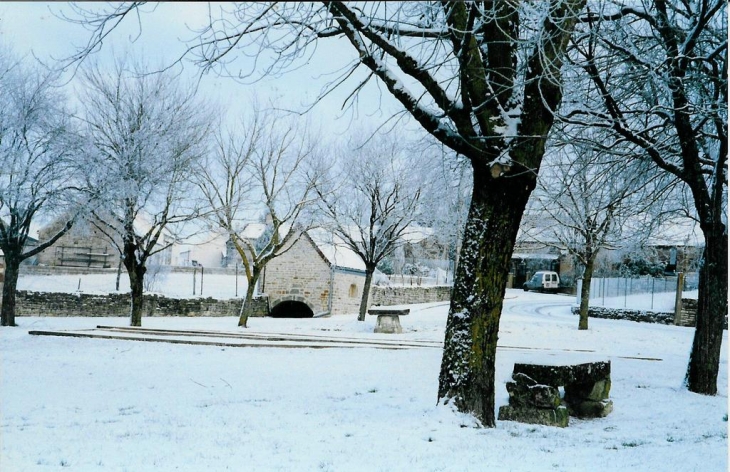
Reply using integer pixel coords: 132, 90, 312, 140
349, 284, 357, 298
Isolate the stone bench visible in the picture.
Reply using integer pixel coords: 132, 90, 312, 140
368, 307, 410, 334
498, 361, 612, 427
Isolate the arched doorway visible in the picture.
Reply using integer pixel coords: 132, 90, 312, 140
269, 300, 314, 318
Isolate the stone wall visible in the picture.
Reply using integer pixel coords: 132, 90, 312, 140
331, 270, 367, 314
571, 301, 725, 329
675, 298, 698, 327
370, 285, 451, 306
13, 285, 452, 318
570, 305, 676, 325
14, 291, 268, 318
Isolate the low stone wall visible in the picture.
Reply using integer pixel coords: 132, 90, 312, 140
570, 305, 675, 325
675, 298, 698, 327
370, 285, 451, 307
15, 291, 268, 318
14, 285, 449, 318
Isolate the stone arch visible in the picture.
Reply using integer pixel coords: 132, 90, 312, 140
269, 295, 316, 318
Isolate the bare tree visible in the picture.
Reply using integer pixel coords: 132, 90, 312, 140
79, 57, 211, 327
527, 127, 675, 329
0, 49, 81, 327
417, 143, 473, 279
566, 0, 727, 395
197, 108, 321, 328
315, 133, 424, 321
66, 0, 586, 427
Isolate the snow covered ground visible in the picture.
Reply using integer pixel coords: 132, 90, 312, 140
1, 290, 727, 471
18, 272, 246, 300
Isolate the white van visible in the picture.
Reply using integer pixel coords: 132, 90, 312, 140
522, 271, 560, 292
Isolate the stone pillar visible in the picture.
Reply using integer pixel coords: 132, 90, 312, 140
0, 256, 4, 305
673, 272, 685, 325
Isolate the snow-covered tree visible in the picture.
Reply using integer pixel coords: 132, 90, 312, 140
0, 49, 82, 327
67, 0, 587, 427
527, 126, 675, 329
80, 57, 211, 327
417, 143, 472, 278
196, 107, 321, 328
314, 132, 425, 322
566, 0, 727, 395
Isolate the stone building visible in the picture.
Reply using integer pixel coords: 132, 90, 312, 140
34, 214, 176, 268
260, 230, 367, 317
35, 218, 118, 268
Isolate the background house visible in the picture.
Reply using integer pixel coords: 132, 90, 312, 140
223, 222, 269, 268
608, 219, 704, 277
35, 218, 118, 268
393, 225, 451, 274
176, 232, 228, 268
34, 215, 178, 268
512, 213, 571, 287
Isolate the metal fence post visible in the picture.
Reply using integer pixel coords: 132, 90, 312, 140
651, 277, 655, 310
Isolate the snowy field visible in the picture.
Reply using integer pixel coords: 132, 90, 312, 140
1, 290, 727, 471
18, 272, 247, 300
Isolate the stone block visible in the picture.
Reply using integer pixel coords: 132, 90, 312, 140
373, 314, 402, 334
513, 362, 611, 387
568, 399, 613, 418
498, 405, 569, 428
506, 381, 561, 409
565, 379, 611, 402
513, 372, 537, 386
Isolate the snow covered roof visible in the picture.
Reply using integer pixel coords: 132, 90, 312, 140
400, 225, 435, 244
240, 223, 268, 240
306, 228, 366, 273
512, 253, 559, 260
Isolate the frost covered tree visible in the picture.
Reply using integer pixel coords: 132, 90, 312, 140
80, 58, 211, 327
418, 144, 472, 279
526, 127, 675, 329
314, 133, 424, 322
67, 0, 586, 427
0, 50, 82, 327
566, 0, 727, 395
196, 108, 321, 328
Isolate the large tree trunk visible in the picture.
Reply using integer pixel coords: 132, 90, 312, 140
123, 243, 147, 327
127, 265, 146, 327
357, 266, 375, 322
437, 168, 534, 427
1, 251, 21, 327
578, 255, 597, 330
238, 271, 261, 328
686, 230, 728, 394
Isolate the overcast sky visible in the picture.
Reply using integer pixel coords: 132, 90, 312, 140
0, 2, 409, 137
